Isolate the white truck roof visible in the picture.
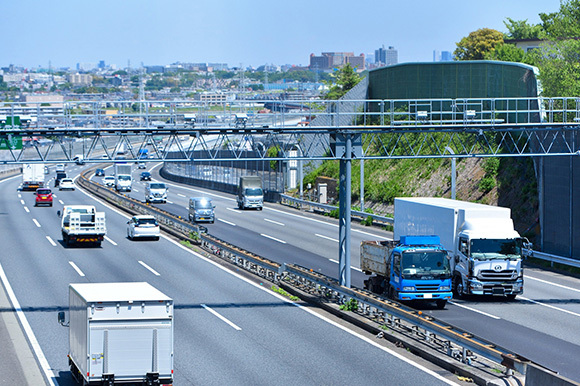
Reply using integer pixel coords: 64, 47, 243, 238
70, 282, 172, 303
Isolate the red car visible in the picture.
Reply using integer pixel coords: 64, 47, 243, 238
35, 188, 53, 207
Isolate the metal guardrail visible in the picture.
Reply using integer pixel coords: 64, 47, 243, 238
528, 250, 580, 269
280, 194, 394, 226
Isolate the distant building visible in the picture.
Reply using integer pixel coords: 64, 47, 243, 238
68, 73, 92, 86
433, 50, 453, 62
98, 60, 106, 69
504, 38, 544, 53
375, 45, 398, 67
145, 65, 165, 74
309, 52, 365, 71
194, 92, 228, 104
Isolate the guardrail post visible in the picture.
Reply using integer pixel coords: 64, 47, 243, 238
338, 133, 352, 288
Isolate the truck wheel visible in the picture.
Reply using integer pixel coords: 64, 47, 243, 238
436, 299, 447, 309
506, 294, 517, 301
453, 275, 464, 299
388, 285, 396, 300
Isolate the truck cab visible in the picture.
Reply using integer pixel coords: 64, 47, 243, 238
145, 182, 168, 203
362, 236, 452, 309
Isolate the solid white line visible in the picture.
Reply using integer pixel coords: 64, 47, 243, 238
525, 275, 580, 293
448, 301, 501, 320
264, 218, 285, 226
32, 219, 41, 228
519, 296, 580, 318
328, 259, 363, 272
0, 263, 58, 385
59, 200, 64, 205
46, 236, 57, 247
104, 236, 117, 246
139, 261, 161, 276
20, 199, 25, 205
261, 233, 286, 244
316, 233, 338, 242
68, 261, 85, 277
201, 304, 242, 331
24, 206, 29, 213
177, 193, 186, 197
218, 218, 236, 226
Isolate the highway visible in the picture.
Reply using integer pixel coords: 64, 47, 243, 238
122, 163, 580, 382
0, 167, 460, 385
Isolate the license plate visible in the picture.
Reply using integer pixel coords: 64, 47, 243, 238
424, 293, 432, 299
492, 287, 505, 295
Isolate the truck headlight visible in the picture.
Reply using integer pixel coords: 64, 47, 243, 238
439, 286, 450, 291
470, 281, 483, 290
402, 286, 415, 292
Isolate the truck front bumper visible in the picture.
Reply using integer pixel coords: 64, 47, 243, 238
398, 292, 453, 301
467, 279, 523, 296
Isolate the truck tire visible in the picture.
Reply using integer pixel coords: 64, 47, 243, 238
436, 299, 447, 309
453, 275, 465, 299
506, 294, 517, 301
388, 285, 396, 301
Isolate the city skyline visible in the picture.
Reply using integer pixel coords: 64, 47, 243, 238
1, 0, 562, 70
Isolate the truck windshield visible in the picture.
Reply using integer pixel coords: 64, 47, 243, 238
245, 188, 263, 196
401, 250, 450, 279
470, 239, 520, 260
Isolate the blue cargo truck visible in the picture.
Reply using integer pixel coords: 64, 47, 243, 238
361, 235, 452, 309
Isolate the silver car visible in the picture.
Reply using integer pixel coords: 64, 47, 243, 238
126, 215, 160, 240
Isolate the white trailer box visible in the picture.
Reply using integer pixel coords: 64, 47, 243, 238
68, 282, 173, 385
22, 163, 45, 190
394, 197, 525, 298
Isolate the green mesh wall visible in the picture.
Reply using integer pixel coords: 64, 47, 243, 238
368, 61, 539, 100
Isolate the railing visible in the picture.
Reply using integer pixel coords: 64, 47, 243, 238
528, 250, 580, 269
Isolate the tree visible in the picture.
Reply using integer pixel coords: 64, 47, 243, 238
454, 28, 504, 60
484, 43, 529, 63
324, 63, 361, 100
527, 39, 580, 96
503, 18, 545, 40
540, 0, 580, 38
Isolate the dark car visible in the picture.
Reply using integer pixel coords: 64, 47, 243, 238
55, 172, 67, 187
140, 171, 151, 181
95, 168, 105, 176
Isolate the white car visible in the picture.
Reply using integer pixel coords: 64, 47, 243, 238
126, 215, 160, 240
59, 178, 75, 191
102, 176, 115, 187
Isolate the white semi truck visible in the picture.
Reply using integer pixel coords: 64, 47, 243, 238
394, 197, 530, 299
22, 163, 45, 191
59, 282, 174, 385
60, 205, 106, 247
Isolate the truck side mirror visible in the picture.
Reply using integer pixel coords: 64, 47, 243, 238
454, 255, 459, 264
57, 311, 69, 327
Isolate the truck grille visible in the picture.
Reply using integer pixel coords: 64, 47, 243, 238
479, 270, 516, 281
415, 284, 440, 292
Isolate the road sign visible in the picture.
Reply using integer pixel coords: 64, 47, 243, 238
0, 135, 23, 150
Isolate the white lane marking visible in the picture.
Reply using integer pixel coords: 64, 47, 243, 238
265, 218, 285, 226
316, 233, 338, 242
69, 261, 85, 277
46, 236, 57, 247
139, 261, 160, 276
105, 236, 117, 246
0, 263, 58, 385
448, 301, 501, 320
227, 207, 241, 213
32, 219, 41, 228
328, 259, 363, 272
525, 275, 580, 293
201, 304, 242, 331
24, 207, 29, 213
519, 296, 580, 318
177, 193, 186, 198
18, 194, 21, 198
261, 233, 286, 244
59, 200, 64, 205
218, 218, 236, 226
133, 189, 139, 192
166, 200, 174, 204
20, 199, 25, 205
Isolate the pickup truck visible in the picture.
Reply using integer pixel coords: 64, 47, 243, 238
60, 205, 106, 247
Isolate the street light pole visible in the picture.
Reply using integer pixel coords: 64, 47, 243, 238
445, 146, 456, 200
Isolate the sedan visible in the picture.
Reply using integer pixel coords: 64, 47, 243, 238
103, 176, 115, 187
127, 215, 160, 240
59, 178, 75, 191
34, 188, 53, 207
140, 171, 152, 181
95, 168, 105, 176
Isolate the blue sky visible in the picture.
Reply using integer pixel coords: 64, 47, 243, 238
1, 0, 563, 69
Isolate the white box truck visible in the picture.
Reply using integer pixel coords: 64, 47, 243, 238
22, 163, 45, 190
114, 163, 132, 192
394, 197, 529, 299
60, 282, 174, 385
237, 176, 263, 210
